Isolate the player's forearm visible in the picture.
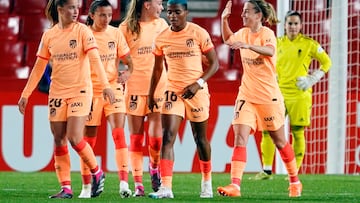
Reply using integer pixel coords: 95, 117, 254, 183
318, 55, 332, 73
201, 49, 219, 82
249, 45, 275, 56
221, 18, 233, 43
88, 49, 111, 89
149, 57, 163, 97
21, 57, 48, 98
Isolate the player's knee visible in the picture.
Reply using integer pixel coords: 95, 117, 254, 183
290, 125, 304, 132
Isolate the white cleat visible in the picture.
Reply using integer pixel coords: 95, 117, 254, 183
148, 186, 174, 199
119, 181, 132, 198
200, 180, 213, 198
78, 184, 91, 198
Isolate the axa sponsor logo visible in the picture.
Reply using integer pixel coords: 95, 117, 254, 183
264, 116, 275, 122
71, 102, 83, 108
115, 98, 123, 103
191, 107, 203, 113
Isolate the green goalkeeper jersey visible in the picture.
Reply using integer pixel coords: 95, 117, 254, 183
276, 33, 331, 98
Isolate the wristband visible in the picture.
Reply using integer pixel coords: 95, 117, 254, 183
196, 78, 205, 87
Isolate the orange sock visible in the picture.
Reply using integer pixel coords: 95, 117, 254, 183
112, 128, 129, 182
54, 145, 71, 187
130, 134, 144, 184
79, 160, 91, 184
116, 149, 129, 182
199, 160, 212, 181
160, 159, 174, 188
80, 136, 96, 184
278, 143, 299, 183
72, 139, 98, 173
230, 146, 247, 186
148, 136, 162, 168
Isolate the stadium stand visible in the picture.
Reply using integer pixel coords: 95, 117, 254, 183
0, 15, 20, 41
83, 0, 121, 20
19, 14, 50, 42
0, 0, 120, 80
0, 0, 11, 14
13, 0, 47, 15
0, 41, 29, 79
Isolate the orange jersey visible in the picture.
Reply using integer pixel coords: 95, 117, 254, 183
91, 25, 130, 95
28, 22, 99, 98
227, 27, 282, 104
153, 22, 214, 93
119, 18, 168, 95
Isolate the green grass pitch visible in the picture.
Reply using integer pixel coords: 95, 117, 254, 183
0, 172, 359, 202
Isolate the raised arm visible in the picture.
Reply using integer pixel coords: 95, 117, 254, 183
221, 1, 234, 42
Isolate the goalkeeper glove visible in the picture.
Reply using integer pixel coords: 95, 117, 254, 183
296, 69, 325, 91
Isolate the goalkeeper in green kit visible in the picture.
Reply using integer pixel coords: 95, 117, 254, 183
251, 10, 332, 180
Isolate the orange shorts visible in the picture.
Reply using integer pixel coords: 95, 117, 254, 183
162, 86, 210, 122
48, 96, 91, 122
87, 85, 126, 126
232, 96, 285, 133
125, 94, 164, 116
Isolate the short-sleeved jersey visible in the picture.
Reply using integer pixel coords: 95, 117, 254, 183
153, 22, 214, 93
119, 18, 168, 95
36, 22, 97, 98
277, 34, 332, 98
227, 27, 282, 104
91, 25, 130, 95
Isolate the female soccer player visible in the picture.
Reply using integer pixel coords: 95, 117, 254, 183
147, 0, 219, 199
217, 0, 302, 198
78, 0, 134, 198
252, 10, 331, 180
17, 0, 114, 199
119, 0, 168, 197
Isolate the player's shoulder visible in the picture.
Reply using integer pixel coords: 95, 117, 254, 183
277, 35, 287, 42
106, 25, 118, 32
73, 22, 94, 36
118, 21, 129, 35
187, 22, 211, 39
119, 20, 127, 28
298, 34, 318, 43
157, 25, 171, 37
277, 35, 284, 40
155, 17, 168, 25
262, 26, 274, 33
188, 22, 207, 32
74, 22, 89, 30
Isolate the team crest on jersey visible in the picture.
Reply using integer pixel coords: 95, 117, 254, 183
108, 41, 115, 50
69, 40, 77, 48
234, 112, 239, 120
129, 101, 137, 111
186, 39, 194, 47
50, 107, 56, 117
164, 101, 172, 110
